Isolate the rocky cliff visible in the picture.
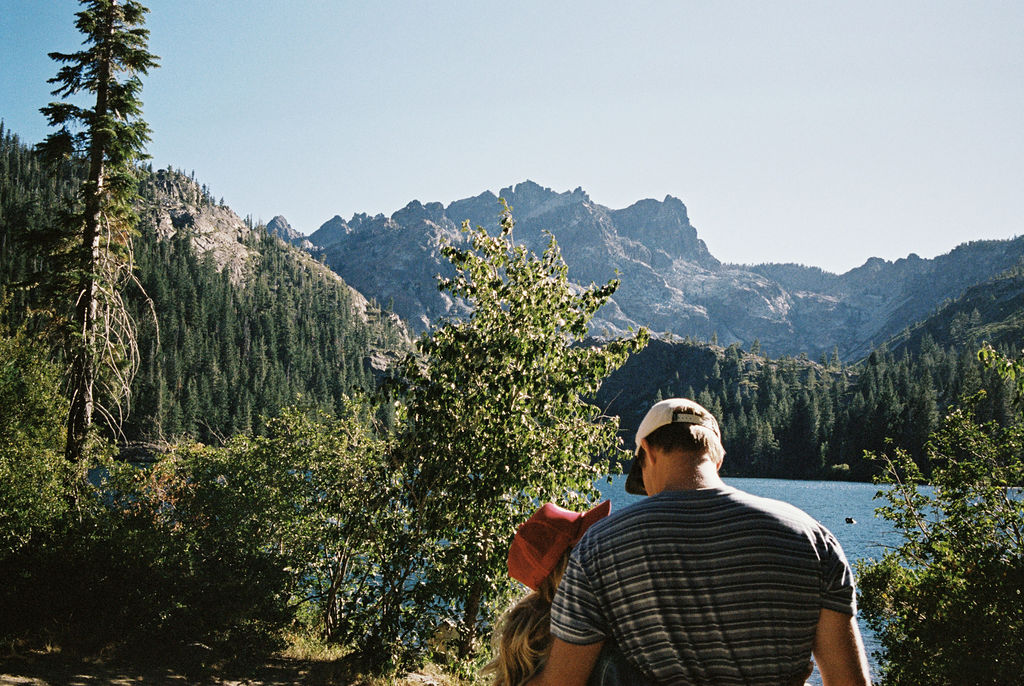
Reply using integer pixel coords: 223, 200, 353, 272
140, 170, 408, 354
267, 215, 318, 251
144, 169, 256, 283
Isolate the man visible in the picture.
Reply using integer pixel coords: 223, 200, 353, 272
526, 398, 871, 686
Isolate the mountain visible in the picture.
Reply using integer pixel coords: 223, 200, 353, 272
307, 180, 1024, 361
125, 170, 411, 442
885, 263, 1024, 356
144, 168, 256, 282
267, 214, 318, 251
748, 239, 1024, 357
3, 122, 1018, 479
1, 126, 409, 445
141, 171, 404, 345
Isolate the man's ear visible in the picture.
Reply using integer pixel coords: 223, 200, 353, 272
640, 437, 655, 467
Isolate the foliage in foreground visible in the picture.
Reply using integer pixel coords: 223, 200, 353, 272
0, 401, 377, 653
0, 209, 646, 677
857, 351, 1024, 685
353, 206, 648, 669
0, 323, 73, 557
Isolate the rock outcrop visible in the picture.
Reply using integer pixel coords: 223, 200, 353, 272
146, 169, 256, 283
141, 170, 407, 349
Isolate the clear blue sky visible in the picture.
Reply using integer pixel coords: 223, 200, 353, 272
2, 1, 1022, 274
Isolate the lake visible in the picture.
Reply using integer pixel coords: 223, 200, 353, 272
596, 475, 901, 684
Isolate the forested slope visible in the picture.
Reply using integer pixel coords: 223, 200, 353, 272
599, 335, 1019, 480
4, 121, 1020, 478
887, 264, 1024, 356
1, 126, 408, 446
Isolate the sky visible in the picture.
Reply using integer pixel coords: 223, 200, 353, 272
2, 1, 1023, 274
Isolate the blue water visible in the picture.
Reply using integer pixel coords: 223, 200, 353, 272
596, 475, 899, 684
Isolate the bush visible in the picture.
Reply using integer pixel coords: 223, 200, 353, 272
0, 327, 73, 556
857, 393, 1024, 685
0, 395, 390, 661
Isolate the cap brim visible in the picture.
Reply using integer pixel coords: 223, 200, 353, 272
625, 457, 646, 495
579, 499, 612, 530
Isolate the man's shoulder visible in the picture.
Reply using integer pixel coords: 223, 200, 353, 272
726, 487, 819, 521
587, 487, 829, 540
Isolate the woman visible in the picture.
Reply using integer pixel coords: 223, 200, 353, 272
484, 501, 651, 686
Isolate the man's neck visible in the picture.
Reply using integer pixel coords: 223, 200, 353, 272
656, 457, 724, 493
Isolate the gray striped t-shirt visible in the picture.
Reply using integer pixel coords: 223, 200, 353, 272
550, 486, 856, 685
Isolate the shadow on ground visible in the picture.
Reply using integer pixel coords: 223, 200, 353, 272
0, 649, 360, 685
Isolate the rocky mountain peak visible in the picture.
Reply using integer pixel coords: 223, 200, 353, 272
303, 181, 1024, 360
498, 180, 590, 222
392, 199, 448, 228
610, 195, 718, 270
446, 190, 501, 229
146, 169, 256, 283
267, 215, 302, 242
309, 215, 352, 248
267, 215, 318, 251
307, 182, 729, 341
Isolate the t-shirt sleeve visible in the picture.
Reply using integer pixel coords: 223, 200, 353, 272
818, 527, 857, 615
549, 550, 609, 645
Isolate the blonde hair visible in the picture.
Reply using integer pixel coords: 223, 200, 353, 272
483, 554, 569, 686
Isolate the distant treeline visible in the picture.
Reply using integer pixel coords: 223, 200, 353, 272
601, 336, 1019, 482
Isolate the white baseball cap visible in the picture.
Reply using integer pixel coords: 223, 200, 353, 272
625, 398, 721, 494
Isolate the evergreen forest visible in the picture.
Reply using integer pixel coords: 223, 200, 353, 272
600, 334, 1020, 482
2, 125, 407, 448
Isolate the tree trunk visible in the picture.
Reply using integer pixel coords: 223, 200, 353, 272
460, 579, 484, 656
65, 5, 113, 464
459, 541, 492, 656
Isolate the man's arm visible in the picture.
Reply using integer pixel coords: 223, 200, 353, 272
812, 608, 871, 686
524, 637, 605, 686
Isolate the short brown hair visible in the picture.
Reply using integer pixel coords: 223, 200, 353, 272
644, 421, 725, 465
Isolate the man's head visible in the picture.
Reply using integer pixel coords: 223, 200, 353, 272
625, 397, 724, 495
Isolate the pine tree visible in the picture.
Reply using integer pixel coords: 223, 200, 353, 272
36, 0, 158, 463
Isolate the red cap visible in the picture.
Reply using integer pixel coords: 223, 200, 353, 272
507, 500, 612, 590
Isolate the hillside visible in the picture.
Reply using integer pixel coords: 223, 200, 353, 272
122, 169, 410, 443
3, 123, 1020, 468
0, 129, 409, 445
885, 264, 1024, 357
598, 332, 1017, 481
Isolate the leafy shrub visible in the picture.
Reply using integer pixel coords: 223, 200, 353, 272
0, 395, 390, 660
0, 327, 73, 556
858, 392, 1024, 685
365, 207, 648, 670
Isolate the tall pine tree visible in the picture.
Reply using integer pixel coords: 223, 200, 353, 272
36, 0, 158, 462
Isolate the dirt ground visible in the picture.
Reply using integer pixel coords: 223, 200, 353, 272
0, 649, 453, 686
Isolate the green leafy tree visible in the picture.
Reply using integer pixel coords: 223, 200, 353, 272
857, 392, 1024, 685
376, 206, 648, 667
980, 343, 1024, 398
0, 320, 74, 556
79, 398, 390, 652
36, 0, 158, 463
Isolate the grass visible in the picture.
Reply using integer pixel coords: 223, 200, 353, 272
0, 631, 482, 686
